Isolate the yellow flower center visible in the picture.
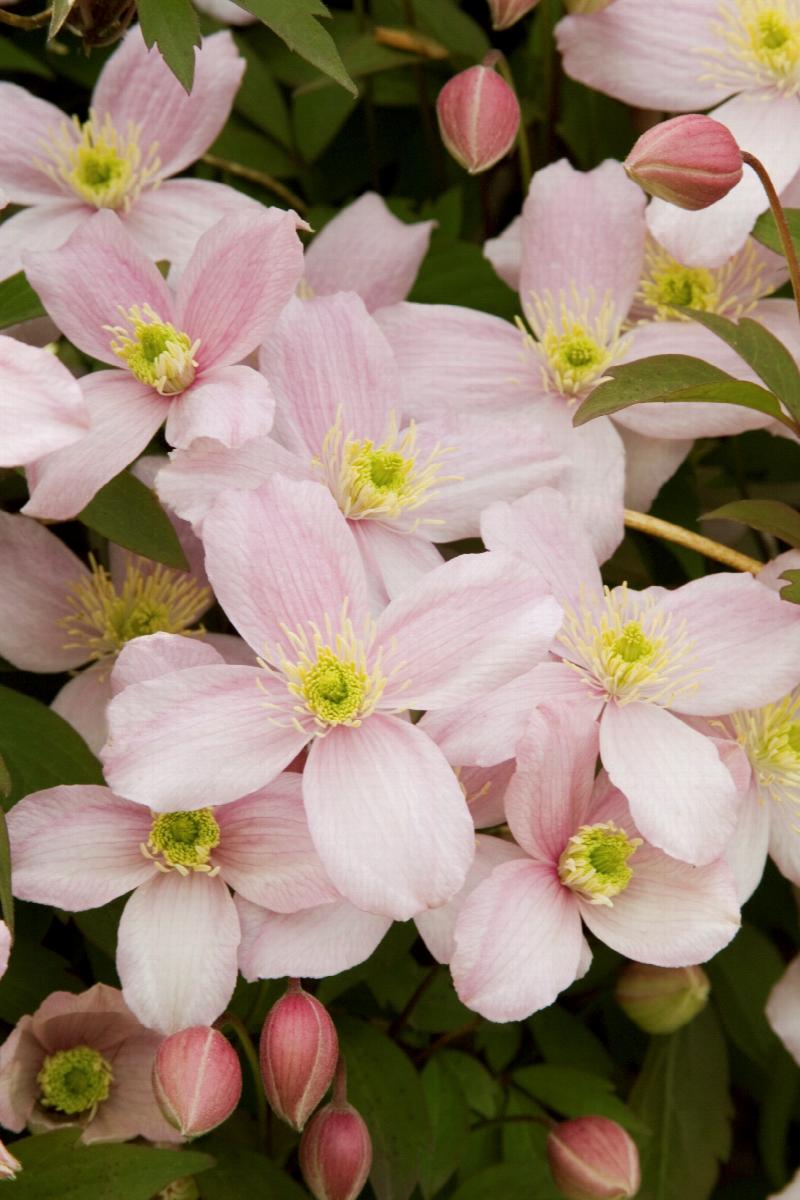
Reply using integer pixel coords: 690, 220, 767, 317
520, 288, 629, 397
105, 304, 199, 395
146, 808, 221, 874
59, 555, 210, 661
704, 1, 800, 94
34, 110, 161, 210
38, 1045, 113, 1116
634, 237, 774, 324
731, 689, 800, 810
558, 821, 642, 906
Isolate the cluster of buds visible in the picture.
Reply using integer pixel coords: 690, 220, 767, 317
615, 963, 710, 1035
547, 1117, 640, 1200
299, 1063, 373, 1200
436, 57, 521, 174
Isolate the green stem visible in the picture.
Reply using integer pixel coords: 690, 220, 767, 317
742, 150, 800, 327
215, 1012, 268, 1149
493, 54, 532, 193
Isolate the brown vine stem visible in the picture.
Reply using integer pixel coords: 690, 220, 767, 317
624, 509, 764, 574
201, 153, 307, 216
0, 6, 52, 28
741, 150, 800, 327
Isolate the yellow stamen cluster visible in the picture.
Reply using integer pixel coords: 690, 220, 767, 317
521, 288, 629, 396
37, 1045, 113, 1116
106, 304, 199, 395
313, 410, 459, 527
558, 821, 642, 906
634, 237, 774, 322
60, 555, 210, 661
35, 110, 161, 210
702, 1, 800, 95
144, 808, 221, 875
558, 584, 700, 706
731, 689, 800, 815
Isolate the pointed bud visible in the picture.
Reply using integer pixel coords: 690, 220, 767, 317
487, 0, 540, 30
259, 979, 338, 1131
436, 63, 521, 175
564, 0, 617, 12
624, 114, 743, 211
0, 1138, 21, 1181
300, 1063, 372, 1200
615, 963, 710, 1034
152, 1026, 242, 1138
547, 1117, 640, 1200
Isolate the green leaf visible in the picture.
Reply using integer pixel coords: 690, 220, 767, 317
0, 685, 103, 810
10, 1129, 213, 1199
779, 568, 800, 603
706, 924, 785, 1067
0, 271, 45, 330
450, 1163, 557, 1200
197, 1141, 306, 1199
137, 0, 201, 92
0, 803, 12, 937
530, 1005, 615, 1079
293, 84, 357, 163
513, 1064, 647, 1134
420, 1057, 471, 1198
232, 36, 293, 147
680, 309, 800, 423
702, 499, 800, 548
0, 34, 55, 78
573, 355, 789, 429
0, 934, 80, 1023
629, 1006, 732, 1200
752, 206, 800, 260
48, 0, 74, 40
234, 1, 357, 95
408, 232, 519, 322
338, 1017, 431, 1200
438, 1050, 501, 1119
78, 469, 189, 570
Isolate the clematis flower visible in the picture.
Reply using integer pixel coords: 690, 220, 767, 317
21, 206, 304, 518
422, 486, 800, 866
0, 335, 89, 466
447, 705, 740, 1021
555, 0, 800, 266
0, 27, 261, 277
0, 984, 180, 1142
156, 292, 566, 605
101, 477, 562, 919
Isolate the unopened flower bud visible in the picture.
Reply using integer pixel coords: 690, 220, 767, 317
615, 962, 710, 1034
152, 1026, 242, 1138
488, 0, 540, 30
564, 0, 617, 12
624, 114, 743, 211
259, 979, 338, 1131
300, 1063, 372, 1200
547, 1117, 640, 1200
0, 1138, 21, 1181
436, 63, 521, 175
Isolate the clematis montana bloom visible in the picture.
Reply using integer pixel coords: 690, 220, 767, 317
22, 206, 304, 518
0, 335, 88, 467
448, 706, 740, 1021
0, 28, 259, 277
102, 478, 562, 919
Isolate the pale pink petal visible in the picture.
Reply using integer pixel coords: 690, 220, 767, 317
555, 0, 728, 111
647, 93, 800, 268
484, 215, 522, 291
110, 630, 224, 694
0, 1019, 43, 1131
202, 478, 370, 654
88, 1031, 179, 1144
460, 761, 516, 829
770, 1168, 800, 1200
767, 793, 800, 889
599, 702, 743, 865
0, 84, 70, 203
305, 193, 435, 311
766, 955, 800, 1066
304, 716, 475, 919
349, 521, 443, 610
31, 983, 138, 1047
175, 210, 304, 371
757, 549, 800, 594
414, 833, 526, 964
450, 859, 587, 1020
0, 922, 10, 980
118, 871, 239, 1034
519, 159, 646, 327
103, 663, 306, 810
164, 364, 275, 449
22, 371, 167, 520
0, 511, 90, 671
205, 632, 257, 665
236, 894, 391, 980
505, 705, 600, 861
660, 573, 800, 715
52, 663, 114, 754
215, 774, 337, 911
618, 426, 693, 512
92, 28, 244, 179
23, 209, 174, 364
750, 299, 800, 362
8, 784, 152, 909
562, 415, 626, 564
0, 335, 89, 468
377, 550, 562, 710
0, 202, 88, 281
261, 293, 400, 455
725, 783, 770, 902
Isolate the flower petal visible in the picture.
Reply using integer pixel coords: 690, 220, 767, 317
484, 215, 522, 292
724, 782, 770, 902
766, 954, 800, 1066
0, 334, 89, 468
164, 364, 275, 450
88, 1030, 179, 1144
110, 630, 224, 692
618, 426, 693, 513
52, 663, 114, 754
0, 85, 69, 203
349, 521, 443, 611
0, 203, 88, 298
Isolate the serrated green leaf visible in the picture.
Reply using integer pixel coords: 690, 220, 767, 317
78, 470, 189, 570
752, 206, 800, 260
702, 499, 800, 548
0, 271, 45, 331
438, 1050, 501, 1119
0, 685, 103, 810
48, 0, 74, 40
630, 1006, 732, 1200
420, 1057, 470, 1198
779, 568, 800, 603
513, 1064, 647, 1134
137, 0, 201, 93
234, 1, 356, 95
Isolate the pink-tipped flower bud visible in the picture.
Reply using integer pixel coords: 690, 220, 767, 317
624, 114, 743, 211
259, 979, 338, 1131
547, 1117, 640, 1200
0, 1138, 21, 1181
488, 0, 540, 30
300, 1063, 372, 1200
152, 1026, 242, 1138
436, 63, 521, 175
615, 962, 710, 1035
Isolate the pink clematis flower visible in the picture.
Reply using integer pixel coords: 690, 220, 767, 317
0, 27, 260, 278
556, 0, 800, 266
447, 705, 740, 1021
0, 984, 180, 1142
101, 477, 562, 919
0, 335, 89, 466
21, 206, 304, 518
156, 292, 565, 605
